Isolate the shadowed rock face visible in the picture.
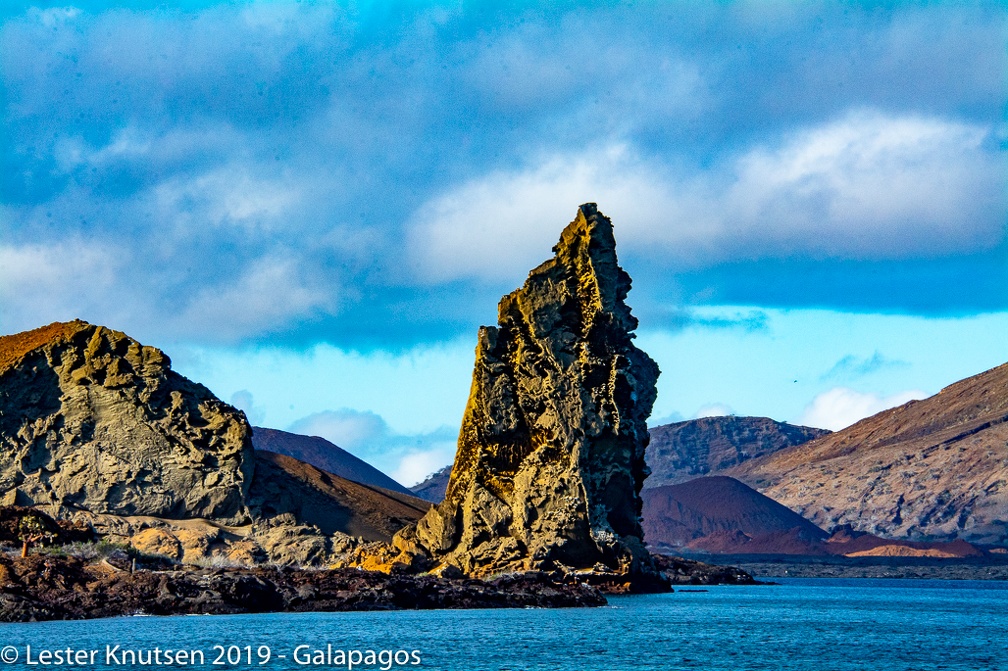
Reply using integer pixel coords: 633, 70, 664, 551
0, 321, 253, 525
407, 204, 661, 584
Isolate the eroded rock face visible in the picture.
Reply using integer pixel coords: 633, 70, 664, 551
408, 204, 661, 586
0, 321, 254, 525
0, 321, 433, 567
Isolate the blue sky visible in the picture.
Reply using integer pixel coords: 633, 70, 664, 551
2, 1, 1005, 484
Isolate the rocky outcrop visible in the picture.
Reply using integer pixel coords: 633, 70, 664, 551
0, 321, 431, 566
0, 321, 252, 525
645, 417, 829, 488
395, 204, 663, 590
729, 362, 1008, 545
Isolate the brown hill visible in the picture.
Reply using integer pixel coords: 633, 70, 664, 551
410, 465, 451, 502
641, 477, 984, 558
729, 362, 1008, 545
641, 476, 828, 554
252, 427, 413, 497
249, 451, 430, 541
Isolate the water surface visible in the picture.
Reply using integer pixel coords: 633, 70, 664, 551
3, 579, 1005, 670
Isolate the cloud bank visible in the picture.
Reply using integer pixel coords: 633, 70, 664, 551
1, 1, 1004, 348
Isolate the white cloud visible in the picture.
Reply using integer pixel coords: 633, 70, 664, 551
693, 403, 734, 419
175, 257, 332, 342
153, 164, 303, 230
798, 387, 928, 431
392, 447, 456, 488
406, 144, 678, 283
0, 241, 123, 332
229, 390, 266, 426
407, 111, 1004, 283
288, 409, 387, 450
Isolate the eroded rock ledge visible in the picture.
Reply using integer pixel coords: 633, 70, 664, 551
365, 204, 665, 591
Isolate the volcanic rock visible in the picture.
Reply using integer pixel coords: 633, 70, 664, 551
0, 554, 606, 622
0, 321, 253, 524
399, 204, 663, 589
0, 321, 431, 566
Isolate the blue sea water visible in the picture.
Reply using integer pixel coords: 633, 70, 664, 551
2, 579, 1006, 670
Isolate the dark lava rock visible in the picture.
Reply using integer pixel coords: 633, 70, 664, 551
0, 554, 606, 622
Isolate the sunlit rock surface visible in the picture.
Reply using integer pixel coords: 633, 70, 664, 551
398, 204, 664, 590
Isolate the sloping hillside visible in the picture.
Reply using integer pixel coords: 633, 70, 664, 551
411, 465, 452, 502
730, 362, 1008, 544
249, 451, 430, 541
252, 427, 413, 496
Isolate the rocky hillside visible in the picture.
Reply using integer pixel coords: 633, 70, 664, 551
645, 416, 829, 488
0, 321, 428, 565
410, 416, 828, 502
729, 362, 1008, 545
252, 427, 414, 496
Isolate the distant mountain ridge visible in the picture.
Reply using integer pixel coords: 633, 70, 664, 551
644, 416, 829, 488
729, 361, 1008, 545
251, 427, 414, 497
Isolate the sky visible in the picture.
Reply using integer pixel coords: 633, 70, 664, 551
1, 1, 1005, 485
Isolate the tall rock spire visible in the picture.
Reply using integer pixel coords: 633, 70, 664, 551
407, 204, 663, 589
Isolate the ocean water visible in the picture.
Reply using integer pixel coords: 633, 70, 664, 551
2, 579, 1006, 670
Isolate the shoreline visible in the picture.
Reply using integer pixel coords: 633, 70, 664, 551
674, 553, 1008, 580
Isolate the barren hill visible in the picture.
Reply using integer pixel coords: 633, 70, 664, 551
249, 451, 430, 541
252, 427, 413, 496
642, 476, 828, 554
729, 362, 1008, 545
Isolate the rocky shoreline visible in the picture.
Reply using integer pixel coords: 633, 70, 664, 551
0, 553, 607, 623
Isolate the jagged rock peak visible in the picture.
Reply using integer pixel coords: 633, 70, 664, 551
0, 320, 254, 525
404, 204, 663, 589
